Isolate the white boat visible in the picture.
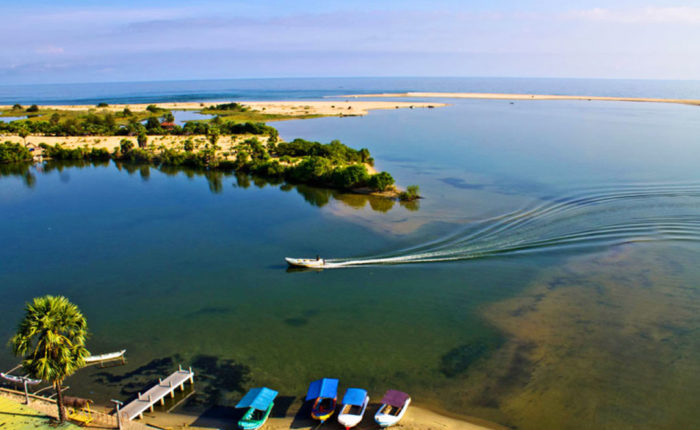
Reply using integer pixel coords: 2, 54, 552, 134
0, 372, 42, 385
84, 349, 126, 364
337, 388, 369, 429
374, 390, 410, 427
285, 257, 326, 268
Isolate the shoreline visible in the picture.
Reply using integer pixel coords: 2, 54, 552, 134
0, 388, 502, 430
340, 91, 700, 106
0, 100, 446, 117
138, 403, 504, 430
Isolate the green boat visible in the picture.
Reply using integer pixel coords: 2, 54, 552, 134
235, 387, 278, 430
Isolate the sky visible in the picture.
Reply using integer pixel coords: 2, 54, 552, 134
2, 0, 700, 84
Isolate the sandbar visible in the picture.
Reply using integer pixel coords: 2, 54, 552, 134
0, 101, 446, 117
341, 92, 700, 106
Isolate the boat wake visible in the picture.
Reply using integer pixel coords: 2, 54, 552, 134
324, 182, 700, 268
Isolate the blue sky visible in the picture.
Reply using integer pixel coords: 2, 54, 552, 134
2, 0, 700, 84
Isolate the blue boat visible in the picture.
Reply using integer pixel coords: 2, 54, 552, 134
235, 387, 278, 430
337, 388, 369, 429
306, 378, 339, 422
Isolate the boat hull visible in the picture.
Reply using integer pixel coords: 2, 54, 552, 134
285, 257, 326, 268
374, 398, 411, 427
238, 403, 273, 430
338, 396, 369, 428
311, 397, 336, 421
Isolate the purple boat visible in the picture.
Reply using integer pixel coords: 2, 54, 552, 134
374, 389, 411, 427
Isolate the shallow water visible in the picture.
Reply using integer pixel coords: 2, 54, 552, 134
1, 97, 699, 429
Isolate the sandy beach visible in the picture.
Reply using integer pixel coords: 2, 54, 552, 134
341, 91, 700, 106
0, 101, 445, 117
139, 404, 504, 430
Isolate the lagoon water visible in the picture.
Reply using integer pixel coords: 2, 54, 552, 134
1, 79, 700, 429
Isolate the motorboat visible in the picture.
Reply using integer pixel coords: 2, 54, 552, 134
337, 388, 369, 429
306, 378, 338, 422
235, 387, 278, 430
285, 257, 326, 268
374, 390, 410, 427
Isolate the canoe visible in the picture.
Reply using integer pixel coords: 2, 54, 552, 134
337, 388, 369, 429
235, 387, 278, 430
285, 257, 326, 268
374, 390, 411, 427
84, 349, 126, 364
306, 378, 338, 422
0, 372, 41, 385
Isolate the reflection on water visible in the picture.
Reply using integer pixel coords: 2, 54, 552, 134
2, 160, 407, 214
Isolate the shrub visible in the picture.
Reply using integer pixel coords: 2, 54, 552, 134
399, 185, 420, 201
97, 102, 109, 107
0, 141, 32, 163
368, 171, 395, 191
12, 104, 23, 110
120, 139, 134, 154
26, 104, 39, 113
137, 131, 148, 148
331, 164, 370, 189
183, 139, 194, 152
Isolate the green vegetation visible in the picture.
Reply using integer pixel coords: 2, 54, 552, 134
26, 104, 39, 113
0, 141, 33, 163
399, 184, 420, 201
9, 295, 89, 423
39, 136, 396, 193
0, 106, 411, 197
96, 102, 109, 107
202, 102, 249, 112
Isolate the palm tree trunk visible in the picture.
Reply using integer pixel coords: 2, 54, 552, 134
54, 381, 66, 423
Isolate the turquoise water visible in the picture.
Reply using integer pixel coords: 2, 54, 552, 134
1, 95, 700, 429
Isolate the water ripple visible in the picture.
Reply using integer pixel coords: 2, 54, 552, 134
328, 182, 700, 267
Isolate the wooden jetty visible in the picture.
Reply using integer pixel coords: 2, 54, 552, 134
120, 366, 194, 421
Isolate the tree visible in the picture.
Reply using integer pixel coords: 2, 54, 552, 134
26, 104, 39, 113
18, 127, 30, 145
120, 138, 134, 154
207, 127, 220, 148
368, 171, 394, 191
162, 112, 175, 123
12, 103, 23, 110
96, 102, 109, 107
122, 107, 132, 117
9, 295, 89, 423
183, 138, 194, 152
137, 131, 148, 148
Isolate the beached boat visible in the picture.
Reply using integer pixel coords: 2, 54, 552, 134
84, 349, 126, 364
374, 390, 411, 427
337, 388, 369, 429
0, 372, 42, 385
285, 257, 326, 268
306, 378, 338, 422
235, 387, 278, 430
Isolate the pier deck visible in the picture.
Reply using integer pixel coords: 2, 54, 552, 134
121, 367, 194, 420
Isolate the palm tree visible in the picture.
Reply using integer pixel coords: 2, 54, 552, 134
10, 295, 89, 423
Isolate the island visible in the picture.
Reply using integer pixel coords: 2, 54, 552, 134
0, 101, 440, 200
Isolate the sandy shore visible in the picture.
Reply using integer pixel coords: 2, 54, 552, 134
139, 404, 504, 430
0, 101, 445, 116
341, 91, 700, 106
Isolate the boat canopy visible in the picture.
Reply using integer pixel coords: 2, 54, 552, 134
341, 388, 367, 406
381, 390, 409, 407
236, 387, 278, 411
306, 378, 339, 401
